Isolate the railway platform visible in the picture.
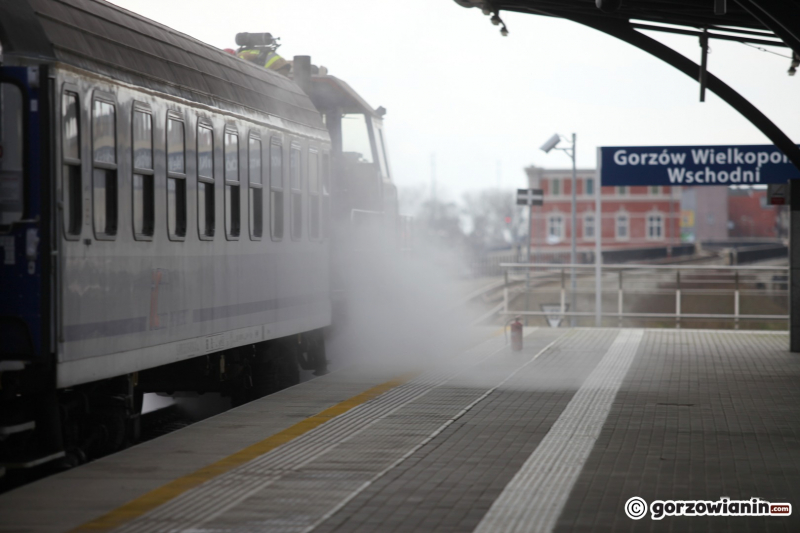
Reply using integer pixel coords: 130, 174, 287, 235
1, 327, 798, 532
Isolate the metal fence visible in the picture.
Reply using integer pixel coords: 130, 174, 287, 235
500, 263, 788, 329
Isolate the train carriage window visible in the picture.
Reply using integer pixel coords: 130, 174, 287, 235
308, 148, 319, 240
224, 130, 240, 239
166, 116, 186, 239
92, 97, 118, 238
322, 152, 331, 239
197, 123, 215, 238
61, 91, 81, 235
290, 143, 302, 240
248, 135, 263, 239
132, 107, 154, 239
270, 139, 283, 240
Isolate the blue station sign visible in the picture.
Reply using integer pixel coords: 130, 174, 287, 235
599, 145, 800, 186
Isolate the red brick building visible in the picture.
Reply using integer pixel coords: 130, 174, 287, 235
525, 166, 681, 259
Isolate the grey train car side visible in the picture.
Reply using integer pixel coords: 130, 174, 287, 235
1, 0, 331, 470
55, 69, 330, 388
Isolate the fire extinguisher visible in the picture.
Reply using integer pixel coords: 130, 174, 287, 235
510, 318, 523, 352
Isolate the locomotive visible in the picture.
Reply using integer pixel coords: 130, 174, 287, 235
0, 0, 398, 473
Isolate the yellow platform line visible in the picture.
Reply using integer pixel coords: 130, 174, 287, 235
71, 374, 413, 532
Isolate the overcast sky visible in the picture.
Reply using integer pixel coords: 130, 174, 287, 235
110, 0, 800, 203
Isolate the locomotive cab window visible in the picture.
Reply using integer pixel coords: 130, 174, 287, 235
166, 115, 187, 239
92, 95, 118, 238
225, 130, 240, 239
61, 90, 81, 236
248, 134, 263, 239
290, 143, 302, 240
270, 138, 284, 240
308, 148, 319, 240
341, 113, 373, 164
132, 105, 154, 239
197, 122, 215, 239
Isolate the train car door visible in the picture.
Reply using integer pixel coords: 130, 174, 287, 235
0, 66, 49, 364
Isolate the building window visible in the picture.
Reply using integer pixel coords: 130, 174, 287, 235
166, 116, 187, 239
92, 97, 117, 237
551, 178, 561, 196
197, 123, 215, 238
547, 214, 564, 241
270, 139, 284, 240
132, 107, 154, 239
647, 213, 664, 240
617, 186, 627, 196
615, 213, 629, 240
308, 148, 319, 240
585, 178, 594, 196
583, 213, 595, 240
290, 143, 302, 240
249, 135, 263, 239
650, 186, 660, 195
62, 91, 82, 236
225, 130, 240, 238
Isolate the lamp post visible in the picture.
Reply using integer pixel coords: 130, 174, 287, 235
541, 133, 577, 326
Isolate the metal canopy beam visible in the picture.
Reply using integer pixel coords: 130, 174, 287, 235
735, 0, 800, 56
536, 13, 800, 172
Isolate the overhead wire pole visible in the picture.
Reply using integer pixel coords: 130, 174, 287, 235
540, 133, 578, 326
595, 153, 602, 327
569, 133, 577, 327
526, 200, 532, 326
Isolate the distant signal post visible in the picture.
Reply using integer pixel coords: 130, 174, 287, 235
517, 188, 543, 270
518, 189, 543, 323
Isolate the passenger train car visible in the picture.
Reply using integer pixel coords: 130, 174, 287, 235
0, 0, 397, 472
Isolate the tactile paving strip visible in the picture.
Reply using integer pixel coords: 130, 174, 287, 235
115, 331, 550, 533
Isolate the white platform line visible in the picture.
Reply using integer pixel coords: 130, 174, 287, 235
474, 328, 644, 533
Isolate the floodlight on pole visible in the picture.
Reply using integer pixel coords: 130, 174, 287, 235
541, 133, 578, 327
540, 134, 561, 154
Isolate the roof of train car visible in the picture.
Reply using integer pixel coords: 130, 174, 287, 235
0, 0, 327, 134
310, 74, 382, 118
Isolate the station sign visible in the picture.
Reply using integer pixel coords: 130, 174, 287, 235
517, 188, 543, 206
599, 145, 800, 187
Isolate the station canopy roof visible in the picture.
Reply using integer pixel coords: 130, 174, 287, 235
453, 1, 800, 171
453, 0, 795, 51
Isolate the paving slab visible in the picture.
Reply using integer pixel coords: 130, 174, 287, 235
1, 329, 798, 533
